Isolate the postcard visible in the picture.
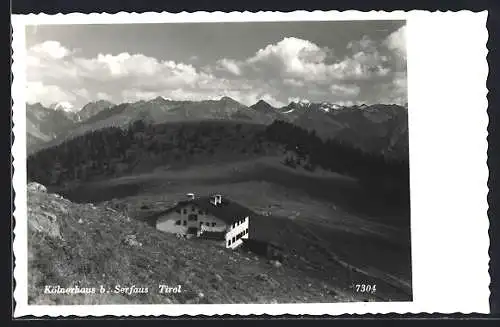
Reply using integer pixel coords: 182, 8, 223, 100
11, 10, 490, 317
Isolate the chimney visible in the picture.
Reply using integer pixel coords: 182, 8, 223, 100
186, 193, 195, 200
210, 194, 222, 206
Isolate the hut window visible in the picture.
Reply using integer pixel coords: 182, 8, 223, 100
227, 240, 231, 246
183, 221, 187, 226
182, 208, 187, 214
175, 220, 181, 225
211, 222, 216, 227
191, 207, 195, 212
232, 237, 235, 243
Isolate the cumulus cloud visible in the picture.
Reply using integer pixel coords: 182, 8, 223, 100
221, 36, 391, 84
216, 58, 242, 76
330, 84, 361, 97
96, 92, 114, 102
26, 29, 407, 110
26, 81, 77, 107
384, 25, 407, 73
26, 43, 221, 109
245, 37, 333, 80
30, 41, 72, 59
373, 72, 407, 105
283, 78, 305, 88
385, 26, 407, 60
74, 88, 90, 99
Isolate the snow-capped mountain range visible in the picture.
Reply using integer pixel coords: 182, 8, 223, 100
26, 96, 408, 159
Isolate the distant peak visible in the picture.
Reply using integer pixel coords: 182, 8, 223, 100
251, 99, 276, 111
218, 96, 247, 108
289, 99, 311, 107
96, 99, 114, 105
50, 101, 74, 112
220, 96, 236, 102
255, 99, 270, 106
319, 103, 344, 112
83, 99, 114, 108
152, 96, 171, 102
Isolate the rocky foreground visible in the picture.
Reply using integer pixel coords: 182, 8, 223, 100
26, 182, 355, 305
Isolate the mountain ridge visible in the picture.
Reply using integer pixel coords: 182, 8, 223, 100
26, 97, 409, 160
77, 100, 115, 121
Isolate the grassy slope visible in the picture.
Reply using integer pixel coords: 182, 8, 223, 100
28, 120, 277, 187
51, 157, 412, 303
29, 183, 369, 305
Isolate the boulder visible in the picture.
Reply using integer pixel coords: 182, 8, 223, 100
271, 260, 282, 268
123, 235, 142, 247
28, 207, 62, 240
27, 182, 47, 193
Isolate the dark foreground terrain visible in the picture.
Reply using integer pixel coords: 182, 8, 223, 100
31, 156, 412, 304
29, 182, 355, 304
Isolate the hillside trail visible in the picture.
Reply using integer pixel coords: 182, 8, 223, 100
295, 223, 412, 300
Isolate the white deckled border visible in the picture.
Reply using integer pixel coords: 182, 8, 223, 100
11, 10, 489, 317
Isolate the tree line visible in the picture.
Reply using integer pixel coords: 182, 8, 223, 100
264, 120, 410, 187
27, 120, 270, 186
27, 119, 409, 190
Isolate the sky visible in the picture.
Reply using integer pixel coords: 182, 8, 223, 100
25, 21, 407, 111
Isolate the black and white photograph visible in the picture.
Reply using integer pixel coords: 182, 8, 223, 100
23, 18, 411, 305
11, 11, 490, 316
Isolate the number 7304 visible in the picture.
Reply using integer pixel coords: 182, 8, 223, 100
354, 284, 376, 293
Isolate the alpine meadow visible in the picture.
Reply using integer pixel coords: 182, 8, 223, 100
24, 20, 412, 305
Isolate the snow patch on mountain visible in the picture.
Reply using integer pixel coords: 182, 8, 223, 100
50, 101, 74, 112
319, 103, 343, 112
